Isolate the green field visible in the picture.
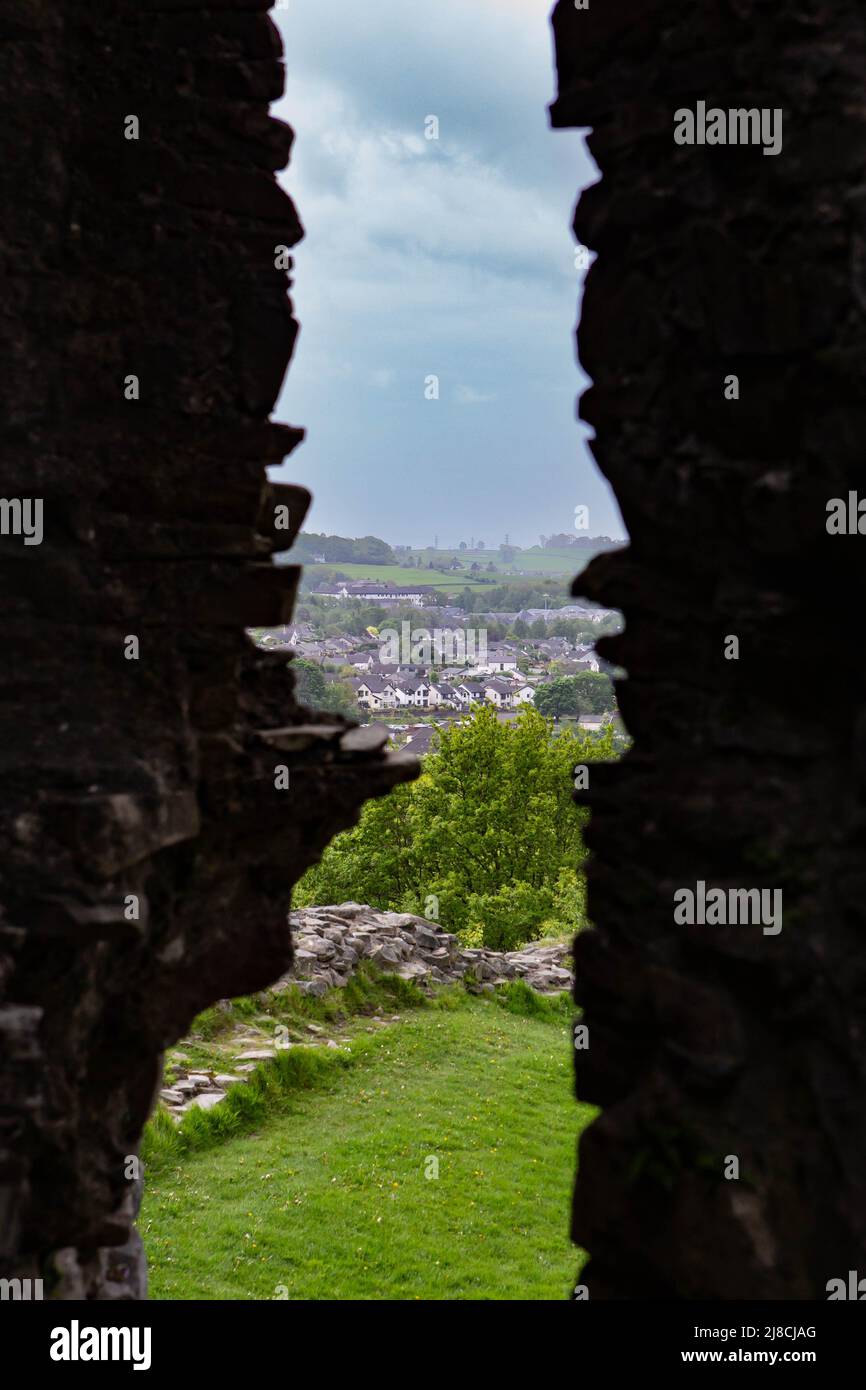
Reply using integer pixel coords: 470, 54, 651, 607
303, 562, 489, 590
141, 989, 592, 1300
301, 547, 604, 590
416, 546, 598, 578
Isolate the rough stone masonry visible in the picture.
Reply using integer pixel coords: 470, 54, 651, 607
552, 0, 866, 1298
289, 904, 573, 997
0, 1, 415, 1298
160, 905, 573, 1119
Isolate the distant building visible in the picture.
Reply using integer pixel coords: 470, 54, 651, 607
517, 605, 608, 625
317, 581, 435, 607
345, 653, 377, 673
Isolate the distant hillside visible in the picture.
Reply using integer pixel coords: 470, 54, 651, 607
293, 532, 397, 565
404, 542, 624, 578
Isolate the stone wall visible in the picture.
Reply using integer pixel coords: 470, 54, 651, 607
161, 905, 573, 1119
0, 0, 414, 1298
551, 1, 866, 1298
290, 904, 572, 996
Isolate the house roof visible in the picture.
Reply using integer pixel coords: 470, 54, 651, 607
404, 725, 436, 754
356, 675, 395, 694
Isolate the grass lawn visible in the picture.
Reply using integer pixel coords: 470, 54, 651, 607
141, 993, 593, 1300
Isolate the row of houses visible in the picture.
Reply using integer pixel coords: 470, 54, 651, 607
344, 644, 520, 677
353, 675, 536, 713
514, 604, 607, 625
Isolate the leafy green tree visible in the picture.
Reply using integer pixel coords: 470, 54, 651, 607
293, 531, 397, 565
290, 659, 360, 720
291, 658, 328, 707
534, 677, 581, 719
571, 671, 616, 713
534, 672, 616, 718
322, 675, 362, 721
295, 706, 616, 949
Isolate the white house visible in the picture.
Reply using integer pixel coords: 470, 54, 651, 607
484, 679, 514, 708
435, 682, 461, 707
345, 652, 377, 673
513, 685, 536, 705
571, 646, 601, 673
403, 680, 448, 709
355, 677, 399, 711
318, 582, 433, 607
477, 646, 519, 674
453, 682, 487, 707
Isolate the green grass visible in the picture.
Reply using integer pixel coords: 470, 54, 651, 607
303, 562, 489, 589
141, 987, 593, 1300
415, 547, 598, 577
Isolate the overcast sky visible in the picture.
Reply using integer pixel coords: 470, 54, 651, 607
269, 0, 624, 548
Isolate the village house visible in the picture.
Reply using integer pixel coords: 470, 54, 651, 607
344, 652, 377, 673
534, 637, 573, 660
322, 636, 356, 658
483, 679, 514, 708
402, 724, 437, 755
434, 683, 459, 708
517, 604, 608, 625
398, 679, 455, 710
557, 657, 598, 675
513, 684, 536, 705
393, 677, 426, 708
477, 645, 519, 674
452, 681, 487, 708
570, 645, 601, 672
353, 676, 399, 711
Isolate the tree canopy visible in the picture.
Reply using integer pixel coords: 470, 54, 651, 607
534, 672, 616, 718
295, 705, 616, 949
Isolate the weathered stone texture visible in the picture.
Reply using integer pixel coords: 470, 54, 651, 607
0, 0, 414, 1297
552, 1, 866, 1297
